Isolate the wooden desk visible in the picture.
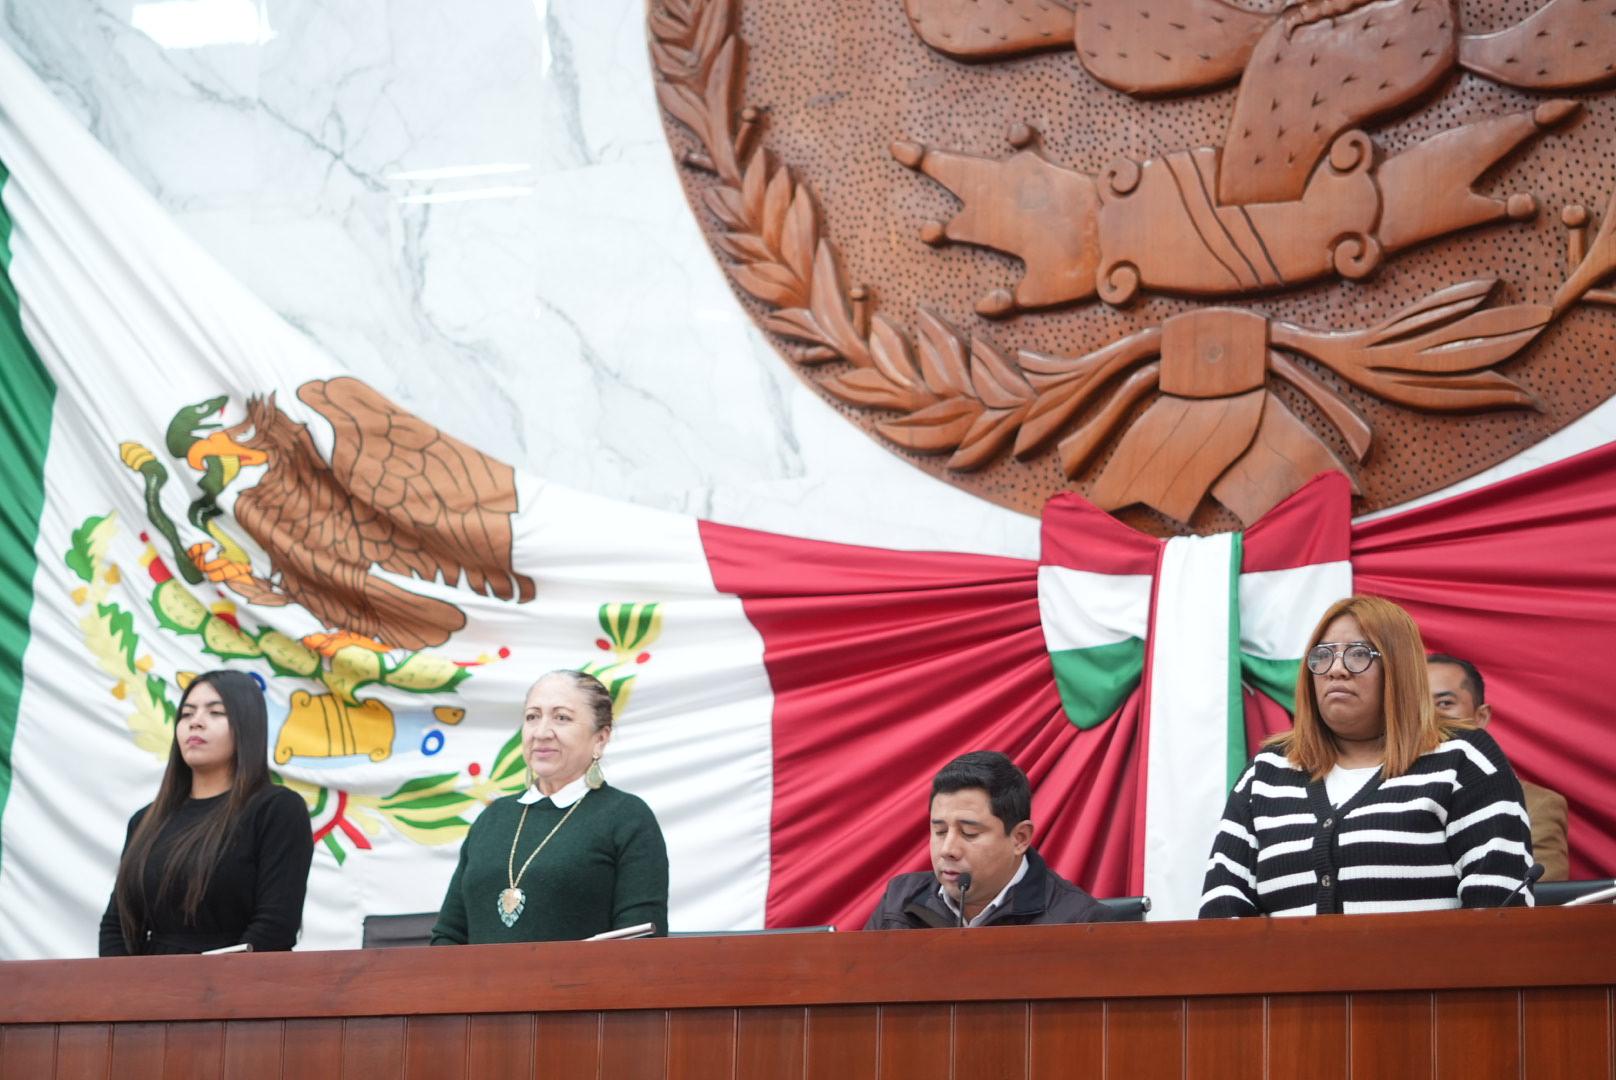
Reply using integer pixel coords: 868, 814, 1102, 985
3, 906, 1613, 1078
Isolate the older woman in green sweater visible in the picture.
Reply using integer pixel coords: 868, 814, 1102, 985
431, 670, 669, 944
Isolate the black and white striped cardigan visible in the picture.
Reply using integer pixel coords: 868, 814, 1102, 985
1200, 726, 1536, 917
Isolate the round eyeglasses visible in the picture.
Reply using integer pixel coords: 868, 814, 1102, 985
1306, 642, 1381, 675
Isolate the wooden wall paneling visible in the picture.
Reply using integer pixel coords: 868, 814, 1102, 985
734, 1006, 804, 1080
466, 1013, 535, 1080
52, 1023, 110, 1080
1028, 1000, 1103, 1080
876, 1004, 951, 1080
952, 1001, 1028, 1080
1350, 992, 1434, 1080
803, 1005, 878, 1080
107, 1022, 164, 1076
340, 1017, 404, 1080
599, 1010, 668, 1080
404, 1014, 469, 1079
281, 1017, 344, 1078
533, 1011, 601, 1080
667, 1008, 736, 1080
1266, 994, 1346, 1080
1523, 987, 1612, 1080
1105, 998, 1185, 1079
1434, 990, 1520, 1080
161, 1021, 223, 1080
221, 1020, 284, 1080
1185, 996, 1264, 1080
0, 1025, 55, 1079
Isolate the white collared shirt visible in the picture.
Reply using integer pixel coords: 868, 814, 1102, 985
939, 855, 1029, 927
517, 774, 590, 808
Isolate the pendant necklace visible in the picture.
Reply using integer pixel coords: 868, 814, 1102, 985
499, 792, 587, 928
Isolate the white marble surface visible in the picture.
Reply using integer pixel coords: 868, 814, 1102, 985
5, 1, 1612, 552
0, 0, 1044, 559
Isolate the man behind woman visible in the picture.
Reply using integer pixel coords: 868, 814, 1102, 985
97, 601, 1544, 950
1200, 595, 1536, 917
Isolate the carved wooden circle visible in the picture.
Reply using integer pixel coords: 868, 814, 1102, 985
649, 0, 1616, 534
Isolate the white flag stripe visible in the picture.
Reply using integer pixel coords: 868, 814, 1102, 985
1238, 561, 1352, 660
1143, 533, 1235, 922
1035, 566, 1152, 651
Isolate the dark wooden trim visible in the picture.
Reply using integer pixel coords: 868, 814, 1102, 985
5, 907, 1614, 1024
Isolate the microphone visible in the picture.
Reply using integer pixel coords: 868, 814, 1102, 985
956, 873, 973, 929
1500, 862, 1544, 908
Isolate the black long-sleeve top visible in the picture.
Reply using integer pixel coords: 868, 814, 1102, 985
98, 784, 314, 955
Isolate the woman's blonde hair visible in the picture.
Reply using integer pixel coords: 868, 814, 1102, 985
1267, 594, 1466, 779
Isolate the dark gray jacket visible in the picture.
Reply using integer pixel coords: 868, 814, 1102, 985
862, 849, 1117, 930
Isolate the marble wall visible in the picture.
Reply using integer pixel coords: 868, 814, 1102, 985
0, 0, 1043, 559
5, 0, 1614, 550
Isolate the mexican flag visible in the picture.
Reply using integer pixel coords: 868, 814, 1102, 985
2, 39, 1614, 957
0, 40, 785, 955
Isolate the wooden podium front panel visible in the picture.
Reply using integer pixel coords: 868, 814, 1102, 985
3, 909, 1613, 1079
6, 992, 1613, 1080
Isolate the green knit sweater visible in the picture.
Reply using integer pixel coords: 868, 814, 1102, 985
431, 785, 668, 945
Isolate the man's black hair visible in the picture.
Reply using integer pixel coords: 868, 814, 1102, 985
931, 751, 1031, 834
1428, 653, 1486, 705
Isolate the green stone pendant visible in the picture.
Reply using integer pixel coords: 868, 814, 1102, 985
497, 886, 525, 927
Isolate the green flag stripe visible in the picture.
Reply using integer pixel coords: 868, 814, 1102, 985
1225, 533, 1246, 789
1047, 638, 1146, 730
0, 160, 59, 878
1241, 654, 1301, 716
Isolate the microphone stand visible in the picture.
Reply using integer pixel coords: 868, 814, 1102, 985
1500, 863, 1544, 907
957, 873, 973, 929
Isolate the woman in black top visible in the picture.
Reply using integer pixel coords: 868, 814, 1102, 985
99, 670, 314, 955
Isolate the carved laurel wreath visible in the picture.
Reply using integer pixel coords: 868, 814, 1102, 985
649, 0, 1615, 504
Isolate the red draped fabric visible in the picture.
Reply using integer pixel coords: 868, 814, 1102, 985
698, 524, 1142, 929
1353, 441, 1616, 881
702, 444, 1616, 929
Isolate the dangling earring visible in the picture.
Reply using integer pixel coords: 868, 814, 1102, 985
585, 754, 605, 790
525, 764, 536, 792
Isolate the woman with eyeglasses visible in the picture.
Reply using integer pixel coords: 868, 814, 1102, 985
1200, 595, 1535, 918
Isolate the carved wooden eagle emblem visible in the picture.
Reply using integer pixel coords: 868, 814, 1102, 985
650, 0, 1616, 531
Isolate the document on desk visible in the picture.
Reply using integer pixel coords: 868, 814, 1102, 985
585, 923, 657, 941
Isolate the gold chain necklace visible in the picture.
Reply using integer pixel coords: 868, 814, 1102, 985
497, 792, 587, 928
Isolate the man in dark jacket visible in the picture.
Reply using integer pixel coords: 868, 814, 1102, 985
863, 751, 1116, 929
